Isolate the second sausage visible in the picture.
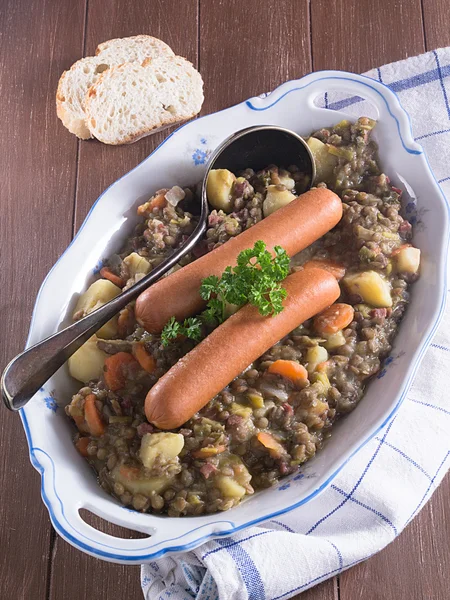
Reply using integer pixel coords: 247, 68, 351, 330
145, 267, 340, 429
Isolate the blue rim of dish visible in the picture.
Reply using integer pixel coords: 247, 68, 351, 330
245, 73, 422, 156
19, 71, 449, 562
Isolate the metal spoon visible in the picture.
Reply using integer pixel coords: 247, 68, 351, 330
1, 125, 314, 411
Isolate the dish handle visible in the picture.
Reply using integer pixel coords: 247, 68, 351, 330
250, 70, 423, 156
303, 71, 423, 155
46, 484, 234, 563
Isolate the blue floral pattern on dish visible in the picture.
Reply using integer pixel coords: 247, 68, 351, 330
405, 200, 416, 218
277, 471, 313, 491
192, 148, 210, 165
412, 206, 429, 231
187, 135, 218, 166
377, 351, 406, 379
93, 258, 104, 274
401, 193, 428, 231
278, 482, 291, 491
43, 396, 58, 412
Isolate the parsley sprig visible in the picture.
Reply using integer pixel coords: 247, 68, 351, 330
160, 241, 290, 346
161, 316, 203, 345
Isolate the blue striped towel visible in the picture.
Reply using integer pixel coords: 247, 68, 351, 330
141, 48, 450, 600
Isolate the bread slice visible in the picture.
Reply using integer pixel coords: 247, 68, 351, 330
56, 36, 174, 139
85, 55, 204, 145
57, 57, 108, 139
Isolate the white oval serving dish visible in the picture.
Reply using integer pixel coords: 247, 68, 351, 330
20, 70, 449, 563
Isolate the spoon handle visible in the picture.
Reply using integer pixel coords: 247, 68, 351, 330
1, 217, 207, 411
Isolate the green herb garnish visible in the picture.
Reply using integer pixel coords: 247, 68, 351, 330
160, 316, 203, 346
160, 241, 289, 346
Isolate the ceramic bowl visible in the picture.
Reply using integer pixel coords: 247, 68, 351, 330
20, 70, 449, 563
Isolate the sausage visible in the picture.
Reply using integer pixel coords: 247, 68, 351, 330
135, 188, 342, 333
145, 267, 340, 429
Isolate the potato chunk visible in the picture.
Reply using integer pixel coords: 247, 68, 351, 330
74, 279, 121, 313
140, 432, 184, 469
74, 279, 121, 339
206, 169, 236, 212
343, 270, 392, 307
306, 345, 329, 374
263, 185, 296, 217
214, 453, 253, 499
306, 137, 338, 183
96, 318, 119, 339
311, 372, 331, 393
123, 252, 151, 277
68, 336, 107, 383
323, 331, 346, 350
215, 476, 247, 499
395, 246, 421, 274
278, 172, 296, 190
111, 465, 171, 495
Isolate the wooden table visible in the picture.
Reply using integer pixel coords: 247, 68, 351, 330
1, 1, 449, 598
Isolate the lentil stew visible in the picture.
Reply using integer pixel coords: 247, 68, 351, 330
65, 118, 420, 516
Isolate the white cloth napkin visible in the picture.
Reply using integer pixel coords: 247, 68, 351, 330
141, 48, 450, 600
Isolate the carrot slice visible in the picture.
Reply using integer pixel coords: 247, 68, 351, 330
137, 194, 167, 216
149, 194, 167, 210
100, 267, 124, 288
391, 243, 411, 257
75, 436, 90, 457
72, 414, 88, 433
316, 361, 330, 373
119, 465, 141, 480
103, 352, 137, 391
133, 343, 156, 373
303, 259, 346, 281
84, 394, 105, 437
256, 432, 286, 458
192, 445, 227, 459
267, 359, 309, 386
313, 303, 355, 334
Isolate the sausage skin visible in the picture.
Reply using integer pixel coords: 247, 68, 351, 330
135, 188, 342, 333
145, 267, 340, 429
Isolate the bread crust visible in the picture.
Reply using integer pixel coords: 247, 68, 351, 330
95, 34, 174, 57
56, 65, 92, 139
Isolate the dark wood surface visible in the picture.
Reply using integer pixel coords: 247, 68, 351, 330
1, 1, 448, 599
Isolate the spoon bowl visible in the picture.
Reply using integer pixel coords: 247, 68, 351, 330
206, 125, 315, 178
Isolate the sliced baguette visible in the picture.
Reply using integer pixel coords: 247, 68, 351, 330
56, 35, 174, 139
57, 57, 108, 139
85, 55, 204, 145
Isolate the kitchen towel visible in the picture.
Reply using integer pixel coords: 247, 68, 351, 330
141, 47, 450, 600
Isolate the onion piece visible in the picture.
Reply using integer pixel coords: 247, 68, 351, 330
165, 186, 186, 206
258, 379, 290, 402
